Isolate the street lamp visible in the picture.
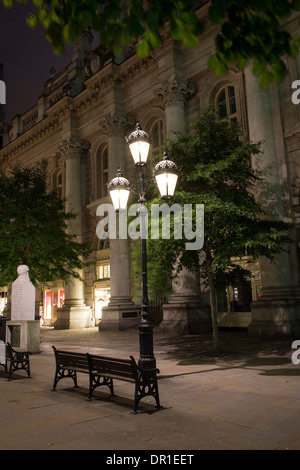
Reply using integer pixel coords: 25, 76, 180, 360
153, 150, 178, 200
108, 122, 178, 370
107, 167, 130, 211
126, 121, 150, 166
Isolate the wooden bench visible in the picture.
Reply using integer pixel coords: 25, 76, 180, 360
52, 346, 161, 413
87, 353, 160, 413
0, 342, 31, 379
52, 346, 89, 390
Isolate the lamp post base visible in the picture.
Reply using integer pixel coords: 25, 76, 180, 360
138, 319, 156, 370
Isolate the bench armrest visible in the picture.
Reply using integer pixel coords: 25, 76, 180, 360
130, 355, 160, 375
6, 342, 31, 359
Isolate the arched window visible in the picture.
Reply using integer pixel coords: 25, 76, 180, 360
97, 144, 109, 198
150, 118, 164, 159
55, 170, 63, 199
98, 237, 110, 250
215, 84, 237, 123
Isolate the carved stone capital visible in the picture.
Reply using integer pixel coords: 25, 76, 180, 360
99, 112, 133, 137
59, 138, 90, 160
154, 74, 196, 108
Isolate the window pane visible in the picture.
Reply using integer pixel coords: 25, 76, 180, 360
103, 172, 108, 195
216, 85, 237, 121
152, 122, 159, 148
150, 119, 164, 156
229, 98, 236, 115
102, 149, 108, 170
228, 86, 235, 98
57, 172, 62, 186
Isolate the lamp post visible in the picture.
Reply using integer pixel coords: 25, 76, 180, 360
108, 122, 178, 370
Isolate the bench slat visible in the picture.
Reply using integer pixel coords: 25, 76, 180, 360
88, 355, 133, 379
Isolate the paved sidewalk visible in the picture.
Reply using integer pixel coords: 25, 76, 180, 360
0, 326, 299, 452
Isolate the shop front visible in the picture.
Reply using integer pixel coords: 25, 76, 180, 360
44, 286, 65, 326
94, 282, 110, 326
94, 262, 110, 326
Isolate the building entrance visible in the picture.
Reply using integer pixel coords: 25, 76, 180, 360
44, 288, 65, 326
94, 284, 110, 325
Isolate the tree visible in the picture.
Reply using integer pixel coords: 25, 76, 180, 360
135, 107, 292, 352
2, 0, 300, 87
0, 164, 91, 286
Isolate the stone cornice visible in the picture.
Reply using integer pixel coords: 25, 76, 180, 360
0, 114, 61, 167
0, 97, 75, 167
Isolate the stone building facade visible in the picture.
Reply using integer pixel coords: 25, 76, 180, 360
1, 3, 300, 338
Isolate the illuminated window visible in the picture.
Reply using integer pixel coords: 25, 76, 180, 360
215, 84, 237, 123
97, 145, 109, 198
97, 264, 110, 279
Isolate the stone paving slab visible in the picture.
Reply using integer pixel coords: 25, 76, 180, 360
0, 326, 299, 456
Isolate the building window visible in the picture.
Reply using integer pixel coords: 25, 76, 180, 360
215, 84, 237, 122
97, 144, 109, 198
98, 237, 110, 251
150, 119, 164, 159
55, 170, 63, 199
97, 264, 110, 279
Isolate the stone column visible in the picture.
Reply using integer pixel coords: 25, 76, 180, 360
155, 75, 211, 335
154, 73, 195, 135
54, 138, 92, 329
99, 113, 140, 330
245, 66, 300, 338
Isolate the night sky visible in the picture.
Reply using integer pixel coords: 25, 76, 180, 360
0, 2, 74, 125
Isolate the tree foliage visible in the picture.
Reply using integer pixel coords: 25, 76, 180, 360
131, 107, 292, 350
0, 164, 91, 286
142, 107, 292, 294
2, 0, 300, 86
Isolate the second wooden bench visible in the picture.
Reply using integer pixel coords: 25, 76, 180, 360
52, 346, 161, 413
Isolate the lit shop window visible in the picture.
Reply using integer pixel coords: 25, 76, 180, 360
44, 289, 65, 320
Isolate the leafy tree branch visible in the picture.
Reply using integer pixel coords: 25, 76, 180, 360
2, 0, 300, 86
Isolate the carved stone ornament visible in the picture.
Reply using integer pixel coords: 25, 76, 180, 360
99, 112, 133, 136
154, 74, 196, 107
58, 138, 90, 159
90, 53, 102, 74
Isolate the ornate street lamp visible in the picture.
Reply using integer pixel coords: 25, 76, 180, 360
108, 122, 178, 370
126, 121, 150, 166
107, 167, 130, 211
153, 150, 178, 200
